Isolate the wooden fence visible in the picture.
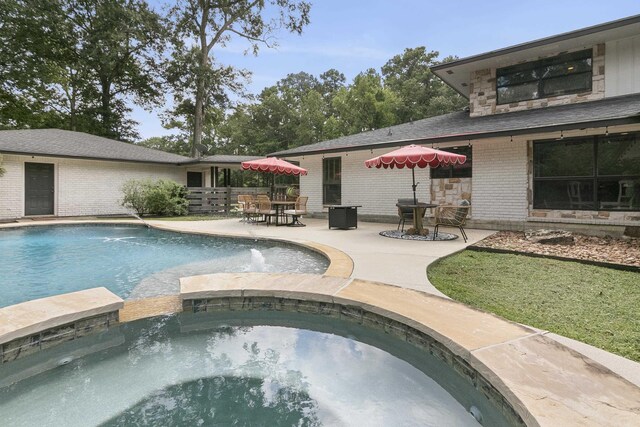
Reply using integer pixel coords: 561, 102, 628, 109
186, 187, 270, 214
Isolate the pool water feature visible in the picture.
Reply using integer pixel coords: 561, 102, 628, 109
0, 312, 511, 426
0, 225, 328, 307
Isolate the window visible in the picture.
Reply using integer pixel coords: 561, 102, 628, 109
533, 133, 640, 211
497, 49, 592, 104
323, 157, 341, 205
430, 145, 472, 179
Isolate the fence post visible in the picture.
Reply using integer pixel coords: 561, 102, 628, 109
225, 186, 231, 216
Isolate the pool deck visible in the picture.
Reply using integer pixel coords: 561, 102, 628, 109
2, 217, 640, 426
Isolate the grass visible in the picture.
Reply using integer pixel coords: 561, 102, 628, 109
427, 250, 640, 362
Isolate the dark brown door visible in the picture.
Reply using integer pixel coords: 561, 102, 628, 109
25, 162, 54, 215
187, 171, 203, 187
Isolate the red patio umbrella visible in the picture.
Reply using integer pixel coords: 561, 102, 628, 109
241, 157, 307, 197
365, 144, 466, 204
241, 157, 307, 176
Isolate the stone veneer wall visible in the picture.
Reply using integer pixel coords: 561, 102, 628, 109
469, 44, 606, 117
1, 311, 119, 364
182, 296, 526, 427
430, 178, 472, 214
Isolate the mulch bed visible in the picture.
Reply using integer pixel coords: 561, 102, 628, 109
473, 231, 640, 268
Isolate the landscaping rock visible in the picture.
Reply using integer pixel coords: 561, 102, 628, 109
525, 230, 575, 245
475, 231, 640, 267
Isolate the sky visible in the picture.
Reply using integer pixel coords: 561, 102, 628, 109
133, 0, 640, 140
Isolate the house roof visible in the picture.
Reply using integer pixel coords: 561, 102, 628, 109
270, 93, 640, 157
431, 14, 640, 97
0, 129, 191, 164
182, 154, 263, 165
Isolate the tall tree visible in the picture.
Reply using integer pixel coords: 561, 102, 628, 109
0, 0, 166, 140
167, 0, 311, 157
382, 47, 466, 122
332, 69, 401, 135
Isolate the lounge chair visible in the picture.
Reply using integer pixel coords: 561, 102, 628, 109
433, 200, 471, 242
284, 196, 308, 227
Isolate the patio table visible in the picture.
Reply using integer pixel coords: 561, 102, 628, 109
271, 200, 296, 226
396, 202, 438, 233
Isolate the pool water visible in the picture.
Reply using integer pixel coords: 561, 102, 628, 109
0, 225, 328, 307
0, 313, 510, 426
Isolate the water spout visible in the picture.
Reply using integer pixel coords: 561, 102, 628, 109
130, 212, 150, 228
250, 248, 266, 272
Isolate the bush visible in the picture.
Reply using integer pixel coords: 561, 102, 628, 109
121, 179, 189, 217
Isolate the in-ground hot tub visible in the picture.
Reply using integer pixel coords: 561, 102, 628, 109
0, 311, 513, 426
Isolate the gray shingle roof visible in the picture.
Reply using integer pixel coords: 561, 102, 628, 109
271, 93, 640, 157
185, 154, 263, 165
0, 129, 191, 164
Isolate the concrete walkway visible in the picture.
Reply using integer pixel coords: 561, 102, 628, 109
148, 217, 494, 297
148, 217, 640, 388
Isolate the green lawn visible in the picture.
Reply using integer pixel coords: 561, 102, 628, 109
427, 250, 640, 362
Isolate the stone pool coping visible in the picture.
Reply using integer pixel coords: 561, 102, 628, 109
0, 288, 123, 346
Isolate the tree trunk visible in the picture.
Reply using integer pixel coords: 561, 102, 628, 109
192, 3, 210, 158
100, 76, 112, 138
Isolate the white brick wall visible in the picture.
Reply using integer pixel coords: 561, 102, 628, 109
0, 155, 24, 219
293, 149, 433, 217
291, 138, 529, 222
471, 138, 528, 221
0, 155, 185, 219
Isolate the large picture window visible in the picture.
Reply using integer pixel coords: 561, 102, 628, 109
497, 49, 592, 105
430, 145, 472, 179
323, 157, 341, 205
533, 133, 640, 211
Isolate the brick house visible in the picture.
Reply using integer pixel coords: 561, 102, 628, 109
0, 129, 258, 219
272, 15, 640, 234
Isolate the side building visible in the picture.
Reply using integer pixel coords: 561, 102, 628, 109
0, 129, 259, 219
271, 15, 640, 235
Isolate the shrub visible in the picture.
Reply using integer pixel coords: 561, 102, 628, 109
146, 180, 189, 216
121, 179, 189, 217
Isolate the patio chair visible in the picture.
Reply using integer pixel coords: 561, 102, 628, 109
397, 198, 425, 232
240, 195, 258, 222
256, 195, 276, 225
433, 200, 471, 242
284, 196, 308, 227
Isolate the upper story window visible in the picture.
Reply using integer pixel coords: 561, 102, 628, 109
496, 49, 592, 105
430, 145, 472, 179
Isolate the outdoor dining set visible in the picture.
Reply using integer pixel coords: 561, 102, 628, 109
239, 143, 471, 238
237, 194, 308, 226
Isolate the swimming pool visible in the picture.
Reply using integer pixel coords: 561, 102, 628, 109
0, 312, 510, 426
0, 225, 328, 307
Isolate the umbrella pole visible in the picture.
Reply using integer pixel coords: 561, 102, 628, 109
411, 168, 417, 205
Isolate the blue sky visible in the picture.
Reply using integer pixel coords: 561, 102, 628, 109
134, 0, 640, 140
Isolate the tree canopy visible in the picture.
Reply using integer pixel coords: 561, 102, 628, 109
0, 1, 466, 155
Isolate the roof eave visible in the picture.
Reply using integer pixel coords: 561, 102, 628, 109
0, 150, 188, 166
430, 14, 640, 72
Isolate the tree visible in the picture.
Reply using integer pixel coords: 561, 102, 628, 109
0, 0, 166, 140
332, 69, 401, 135
137, 135, 191, 156
382, 47, 466, 122
167, 0, 311, 157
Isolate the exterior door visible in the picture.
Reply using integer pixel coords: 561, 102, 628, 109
25, 163, 54, 215
187, 171, 203, 187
